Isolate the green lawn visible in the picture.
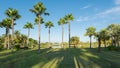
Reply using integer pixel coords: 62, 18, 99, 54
0, 48, 120, 68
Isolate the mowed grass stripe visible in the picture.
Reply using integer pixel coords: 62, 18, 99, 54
0, 48, 120, 68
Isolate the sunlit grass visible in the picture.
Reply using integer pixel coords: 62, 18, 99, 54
0, 48, 120, 68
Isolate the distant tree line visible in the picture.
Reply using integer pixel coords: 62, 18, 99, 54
85, 24, 120, 52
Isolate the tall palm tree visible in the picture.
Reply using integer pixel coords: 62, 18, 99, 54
23, 22, 34, 47
34, 17, 44, 50
5, 8, 21, 51
58, 18, 67, 47
0, 18, 12, 49
64, 14, 74, 49
45, 21, 54, 47
30, 2, 49, 51
85, 27, 96, 48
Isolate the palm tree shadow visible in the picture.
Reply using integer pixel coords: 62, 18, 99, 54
0, 48, 119, 68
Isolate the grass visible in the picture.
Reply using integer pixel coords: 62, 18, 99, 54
0, 48, 120, 68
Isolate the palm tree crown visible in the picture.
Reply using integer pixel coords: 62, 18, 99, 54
5, 8, 21, 20
29, 2, 49, 16
58, 18, 66, 25
34, 17, 44, 24
23, 22, 34, 29
64, 13, 74, 21
0, 18, 12, 29
45, 21, 54, 28
85, 26, 96, 37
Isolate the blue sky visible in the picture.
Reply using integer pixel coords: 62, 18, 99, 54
0, 0, 120, 42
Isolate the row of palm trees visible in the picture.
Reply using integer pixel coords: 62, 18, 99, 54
58, 14, 74, 48
85, 24, 120, 51
0, 2, 74, 52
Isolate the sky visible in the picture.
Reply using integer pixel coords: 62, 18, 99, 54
0, 0, 120, 43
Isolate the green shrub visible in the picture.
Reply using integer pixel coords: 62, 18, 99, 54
107, 45, 118, 51
14, 45, 20, 50
0, 45, 3, 50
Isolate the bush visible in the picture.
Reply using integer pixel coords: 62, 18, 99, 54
14, 45, 20, 50
0, 45, 3, 50
107, 45, 118, 51
23, 46, 29, 49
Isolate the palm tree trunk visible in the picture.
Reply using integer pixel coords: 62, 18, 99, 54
38, 16, 41, 52
11, 19, 14, 52
98, 38, 101, 52
27, 28, 30, 47
48, 27, 50, 47
116, 37, 119, 47
104, 40, 106, 48
68, 21, 70, 49
62, 24, 64, 47
4, 28, 8, 49
90, 36, 92, 48
7, 28, 10, 49
4, 37, 7, 49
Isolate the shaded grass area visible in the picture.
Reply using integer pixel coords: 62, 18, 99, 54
0, 48, 120, 68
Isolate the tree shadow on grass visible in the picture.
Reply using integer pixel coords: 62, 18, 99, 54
0, 48, 120, 68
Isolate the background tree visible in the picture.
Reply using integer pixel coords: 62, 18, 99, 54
107, 24, 120, 47
99, 29, 110, 48
0, 18, 12, 49
14, 30, 21, 47
30, 2, 49, 52
64, 13, 74, 49
23, 22, 34, 47
29, 38, 37, 48
58, 18, 67, 47
45, 21, 54, 47
95, 32, 102, 52
85, 26, 96, 48
70, 36, 80, 48
20, 34, 27, 47
5, 8, 21, 51
0, 35, 5, 50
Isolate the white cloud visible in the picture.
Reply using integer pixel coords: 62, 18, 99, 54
115, 0, 120, 5
96, 6, 120, 17
77, 6, 120, 22
80, 5, 91, 9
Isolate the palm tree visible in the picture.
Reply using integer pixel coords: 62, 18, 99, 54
95, 32, 102, 52
23, 22, 34, 47
45, 21, 54, 47
58, 18, 67, 47
85, 27, 96, 48
0, 18, 12, 49
5, 8, 21, 51
14, 30, 21, 46
99, 29, 110, 48
64, 14, 74, 49
30, 2, 49, 52
107, 24, 120, 46
70, 36, 80, 48
21, 34, 27, 47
